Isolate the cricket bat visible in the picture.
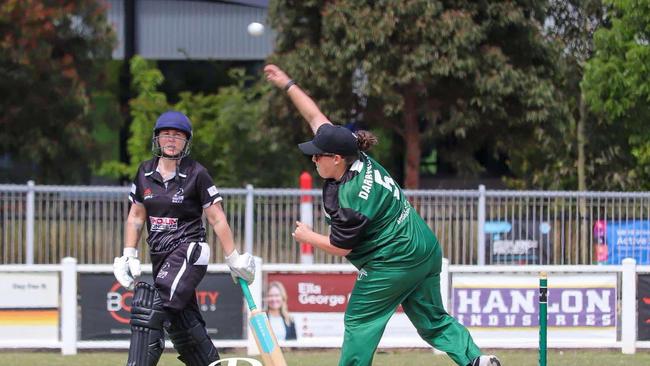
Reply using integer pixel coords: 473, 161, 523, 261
239, 278, 288, 366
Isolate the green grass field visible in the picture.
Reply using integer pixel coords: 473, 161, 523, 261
0, 349, 648, 366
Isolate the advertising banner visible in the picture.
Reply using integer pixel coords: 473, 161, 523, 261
79, 273, 244, 340
452, 273, 617, 342
484, 220, 553, 264
267, 273, 420, 341
638, 274, 650, 340
604, 220, 650, 264
0, 272, 59, 341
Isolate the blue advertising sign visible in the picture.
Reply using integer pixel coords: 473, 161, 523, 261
606, 220, 650, 264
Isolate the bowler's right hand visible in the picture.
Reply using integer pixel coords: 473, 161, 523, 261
264, 64, 292, 89
113, 247, 141, 289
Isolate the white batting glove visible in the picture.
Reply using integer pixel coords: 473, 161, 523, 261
113, 247, 141, 290
225, 250, 255, 284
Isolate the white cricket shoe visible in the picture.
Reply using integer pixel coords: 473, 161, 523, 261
471, 355, 501, 366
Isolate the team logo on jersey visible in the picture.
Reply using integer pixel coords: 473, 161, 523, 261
357, 269, 368, 280
172, 187, 184, 203
396, 201, 411, 225
157, 261, 171, 279
150, 216, 178, 231
143, 188, 154, 200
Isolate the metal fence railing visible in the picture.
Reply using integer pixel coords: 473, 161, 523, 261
1, 182, 649, 265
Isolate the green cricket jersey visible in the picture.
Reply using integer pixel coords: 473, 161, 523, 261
324, 153, 438, 269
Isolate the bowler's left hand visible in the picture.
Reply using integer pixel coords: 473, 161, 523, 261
292, 221, 314, 243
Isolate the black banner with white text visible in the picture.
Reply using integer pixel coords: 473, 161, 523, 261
79, 273, 243, 340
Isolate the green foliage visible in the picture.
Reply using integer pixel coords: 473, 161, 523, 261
100, 56, 303, 187
506, 1, 599, 190
547, 0, 607, 63
268, 0, 565, 188
87, 60, 124, 177
583, 0, 650, 187
517, 0, 645, 191
0, 0, 115, 183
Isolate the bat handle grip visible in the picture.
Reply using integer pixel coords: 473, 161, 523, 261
238, 278, 257, 311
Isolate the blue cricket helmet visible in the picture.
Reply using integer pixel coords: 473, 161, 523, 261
152, 111, 192, 159
154, 110, 192, 139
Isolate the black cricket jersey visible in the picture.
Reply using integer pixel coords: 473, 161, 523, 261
129, 157, 222, 253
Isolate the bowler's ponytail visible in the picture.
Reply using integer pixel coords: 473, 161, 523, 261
356, 130, 378, 152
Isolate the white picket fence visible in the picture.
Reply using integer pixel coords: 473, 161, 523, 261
3, 182, 650, 266
0, 258, 648, 355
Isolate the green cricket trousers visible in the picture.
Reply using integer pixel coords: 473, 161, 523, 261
338, 244, 482, 366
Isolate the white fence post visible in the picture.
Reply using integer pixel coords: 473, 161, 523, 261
246, 257, 264, 356
621, 258, 636, 354
26, 180, 35, 265
441, 258, 449, 312
244, 184, 254, 255
61, 257, 78, 355
477, 185, 486, 265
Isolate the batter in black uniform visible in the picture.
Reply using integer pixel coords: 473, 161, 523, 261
113, 111, 255, 366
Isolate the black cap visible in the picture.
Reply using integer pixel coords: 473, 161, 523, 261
298, 124, 358, 156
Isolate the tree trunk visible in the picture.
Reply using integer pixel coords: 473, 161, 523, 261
577, 91, 589, 263
403, 90, 420, 189
577, 92, 587, 191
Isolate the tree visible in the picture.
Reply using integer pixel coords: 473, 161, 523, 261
546, 1, 602, 191
503, 1, 645, 191
543, 0, 639, 191
267, 0, 563, 188
100, 56, 305, 187
0, 0, 115, 183
583, 0, 650, 188
505, 0, 603, 190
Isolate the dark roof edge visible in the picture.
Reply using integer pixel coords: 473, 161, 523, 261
204, 0, 269, 9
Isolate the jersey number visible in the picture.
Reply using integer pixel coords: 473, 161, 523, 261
374, 170, 400, 199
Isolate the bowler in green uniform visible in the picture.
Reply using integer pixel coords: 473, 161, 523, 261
265, 64, 501, 366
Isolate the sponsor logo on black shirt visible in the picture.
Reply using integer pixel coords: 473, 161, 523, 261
150, 216, 178, 231
172, 188, 184, 203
